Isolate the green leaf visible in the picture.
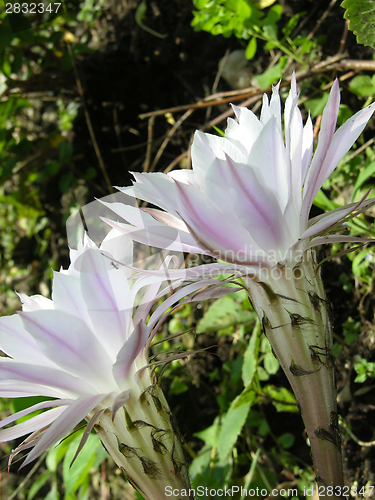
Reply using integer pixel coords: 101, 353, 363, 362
197, 295, 253, 333
263, 352, 280, 375
253, 58, 286, 90
313, 188, 338, 211
193, 0, 210, 8
46, 434, 74, 472
353, 161, 375, 199
242, 321, 260, 386
234, 386, 256, 408
282, 12, 305, 37
348, 75, 375, 96
341, 0, 375, 49
354, 357, 375, 382
278, 432, 295, 449
303, 91, 330, 119
27, 470, 51, 500
12, 396, 49, 423
263, 385, 299, 412
168, 318, 185, 334
259, 418, 270, 436
63, 432, 103, 496
233, 0, 252, 18
189, 444, 212, 477
194, 420, 221, 447
352, 248, 374, 277
245, 36, 257, 60
44, 485, 59, 500
217, 395, 251, 460
169, 377, 189, 395
2, 54, 12, 77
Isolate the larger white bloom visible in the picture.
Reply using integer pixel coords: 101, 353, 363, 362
0, 229, 194, 500
100, 76, 375, 492
103, 75, 375, 268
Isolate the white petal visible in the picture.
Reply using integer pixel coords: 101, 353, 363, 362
301, 114, 314, 183
112, 320, 150, 388
191, 130, 247, 186
142, 208, 188, 231
19, 310, 116, 393
247, 115, 289, 209
269, 81, 282, 129
226, 105, 262, 156
17, 293, 54, 312
173, 180, 262, 263
0, 359, 94, 398
100, 228, 134, 274
168, 169, 199, 187
260, 92, 270, 123
302, 80, 340, 221
77, 248, 133, 355
212, 156, 291, 257
302, 101, 375, 224
0, 315, 58, 367
301, 196, 375, 241
0, 406, 67, 443
117, 172, 180, 215
0, 380, 68, 399
0, 399, 73, 429
21, 393, 108, 467
101, 216, 205, 254
52, 272, 91, 324
315, 103, 375, 189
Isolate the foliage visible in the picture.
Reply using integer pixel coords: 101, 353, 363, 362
1, 0, 375, 497
191, 0, 316, 71
353, 356, 375, 383
341, 0, 375, 49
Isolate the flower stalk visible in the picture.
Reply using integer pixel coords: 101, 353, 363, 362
243, 250, 343, 492
92, 370, 192, 500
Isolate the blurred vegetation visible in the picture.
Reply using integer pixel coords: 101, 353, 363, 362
1, 0, 375, 499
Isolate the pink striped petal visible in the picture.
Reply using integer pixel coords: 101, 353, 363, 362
0, 399, 73, 429
0, 406, 67, 443
214, 156, 291, 256
302, 80, 340, 220
73, 248, 132, 358
0, 359, 95, 397
112, 391, 130, 419
52, 272, 90, 324
116, 172, 180, 215
21, 393, 108, 468
315, 103, 375, 193
112, 320, 150, 388
142, 208, 188, 231
307, 234, 374, 249
247, 115, 288, 209
0, 315, 57, 367
101, 217, 205, 254
173, 180, 259, 262
18, 310, 115, 393
301, 196, 375, 241
0, 380, 70, 399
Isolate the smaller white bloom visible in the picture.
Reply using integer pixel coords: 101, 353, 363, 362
0, 229, 193, 499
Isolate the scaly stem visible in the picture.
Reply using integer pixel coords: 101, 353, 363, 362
93, 369, 192, 500
243, 250, 343, 496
